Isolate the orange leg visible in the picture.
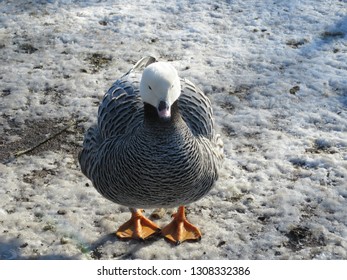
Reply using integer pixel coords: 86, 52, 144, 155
116, 208, 161, 240
162, 206, 202, 245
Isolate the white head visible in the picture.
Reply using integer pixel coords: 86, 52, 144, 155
140, 61, 181, 120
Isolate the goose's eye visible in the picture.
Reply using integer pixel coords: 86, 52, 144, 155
148, 85, 152, 90
171, 84, 174, 88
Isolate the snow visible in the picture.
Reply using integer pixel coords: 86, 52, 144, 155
0, 0, 346, 260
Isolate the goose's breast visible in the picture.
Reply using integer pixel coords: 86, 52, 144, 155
96, 135, 213, 208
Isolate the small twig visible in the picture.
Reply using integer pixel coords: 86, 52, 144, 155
13, 118, 83, 158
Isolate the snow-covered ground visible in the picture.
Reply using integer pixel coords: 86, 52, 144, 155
0, 0, 346, 260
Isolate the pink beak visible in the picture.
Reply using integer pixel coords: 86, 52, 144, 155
158, 101, 171, 119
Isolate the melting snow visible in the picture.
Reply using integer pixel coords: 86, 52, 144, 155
0, 0, 346, 259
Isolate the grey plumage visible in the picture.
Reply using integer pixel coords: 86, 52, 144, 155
79, 56, 223, 209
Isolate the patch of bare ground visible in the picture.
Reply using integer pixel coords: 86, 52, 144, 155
0, 117, 85, 164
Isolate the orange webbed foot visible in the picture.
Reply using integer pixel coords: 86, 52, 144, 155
162, 206, 201, 245
116, 209, 161, 240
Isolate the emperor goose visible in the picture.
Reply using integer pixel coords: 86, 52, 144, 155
79, 56, 223, 244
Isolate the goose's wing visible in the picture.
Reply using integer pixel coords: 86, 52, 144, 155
178, 78, 214, 139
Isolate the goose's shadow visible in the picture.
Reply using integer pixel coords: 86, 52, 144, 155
87, 232, 163, 259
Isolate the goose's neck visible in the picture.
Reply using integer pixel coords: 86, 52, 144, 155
143, 101, 185, 131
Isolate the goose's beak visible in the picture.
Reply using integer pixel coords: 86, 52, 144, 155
157, 100, 171, 120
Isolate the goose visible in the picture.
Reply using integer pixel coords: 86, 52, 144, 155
79, 56, 223, 244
